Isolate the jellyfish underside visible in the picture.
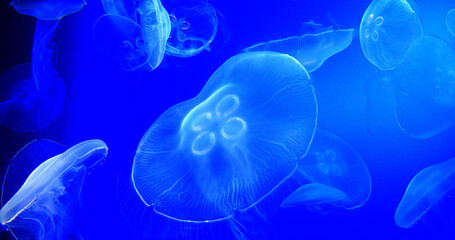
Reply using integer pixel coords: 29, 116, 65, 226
281, 183, 347, 208
395, 157, 455, 228
393, 36, 455, 139
132, 51, 317, 222
0, 140, 108, 240
243, 28, 356, 73
166, 3, 218, 57
359, 0, 422, 70
10, 0, 87, 20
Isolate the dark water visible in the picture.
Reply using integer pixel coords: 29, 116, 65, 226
1, 0, 455, 239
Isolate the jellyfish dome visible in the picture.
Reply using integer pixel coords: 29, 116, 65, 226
296, 129, 372, 209
0, 139, 108, 240
132, 51, 318, 222
359, 0, 423, 70
447, 9, 455, 38
392, 35, 455, 139
10, 0, 87, 20
395, 157, 455, 228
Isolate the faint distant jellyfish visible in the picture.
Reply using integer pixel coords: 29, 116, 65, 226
0, 139, 108, 240
101, 0, 138, 21
359, 0, 423, 70
393, 35, 455, 139
166, 2, 218, 57
243, 28, 356, 73
447, 9, 455, 38
93, 14, 150, 71
10, 0, 87, 20
132, 52, 318, 222
281, 183, 347, 208
295, 129, 371, 209
395, 157, 455, 228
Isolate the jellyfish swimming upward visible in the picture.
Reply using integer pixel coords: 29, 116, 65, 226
132, 51, 318, 222
0, 139, 108, 240
359, 0, 423, 70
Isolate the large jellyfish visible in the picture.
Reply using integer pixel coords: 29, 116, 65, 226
392, 35, 455, 139
292, 129, 371, 209
359, 0, 423, 70
10, 0, 86, 20
281, 183, 347, 208
0, 139, 108, 240
165, 0, 218, 57
395, 157, 455, 228
132, 52, 317, 222
448, 9, 455, 38
243, 28, 356, 73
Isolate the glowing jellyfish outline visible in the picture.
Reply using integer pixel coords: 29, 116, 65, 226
10, 0, 87, 20
281, 183, 347, 208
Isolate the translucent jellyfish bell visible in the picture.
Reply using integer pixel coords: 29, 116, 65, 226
243, 28, 356, 73
359, 0, 423, 70
281, 183, 347, 208
132, 51, 317, 222
395, 157, 455, 228
447, 9, 455, 38
0, 139, 108, 240
166, 2, 218, 57
101, 0, 138, 21
10, 0, 87, 20
392, 35, 455, 139
93, 14, 150, 71
296, 129, 372, 209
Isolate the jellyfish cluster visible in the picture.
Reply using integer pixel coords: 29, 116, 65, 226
1, 0, 455, 239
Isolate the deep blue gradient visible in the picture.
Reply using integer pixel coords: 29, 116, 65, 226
1, 0, 455, 239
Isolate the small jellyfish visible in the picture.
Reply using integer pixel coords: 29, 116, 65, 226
447, 9, 455, 38
395, 157, 455, 228
392, 35, 455, 139
132, 52, 317, 222
296, 129, 372, 209
166, 2, 218, 57
359, 0, 423, 70
0, 139, 108, 240
243, 28, 356, 73
10, 0, 87, 20
281, 183, 347, 208
93, 14, 150, 71
101, 0, 138, 21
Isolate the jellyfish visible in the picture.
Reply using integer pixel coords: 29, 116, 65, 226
165, 1, 218, 57
101, 0, 137, 21
0, 139, 108, 240
392, 35, 455, 139
295, 129, 371, 209
132, 51, 317, 223
359, 0, 423, 70
281, 183, 347, 208
447, 9, 455, 38
10, 0, 86, 20
395, 157, 455, 228
243, 28, 356, 73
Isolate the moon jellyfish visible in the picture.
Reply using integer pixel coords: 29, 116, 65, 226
132, 52, 317, 222
243, 28, 356, 73
447, 9, 455, 38
281, 183, 347, 208
101, 0, 137, 21
10, 0, 87, 20
359, 0, 423, 70
0, 139, 108, 240
166, 1, 218, 57
395, 157, 455, 228
296, 129, 371, 209
392, 36, 455, 139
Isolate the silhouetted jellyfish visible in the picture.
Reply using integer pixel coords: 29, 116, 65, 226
243, 28, 356, 73
10, 0, 86, 20
395, 157, 455, 228
392, 35, 455, 139
0, 139, 108, 240
281, 183, 346, 208
447, 9, 455, 38
132, 52, 317, 222
93, 14, 150, 71
101, 0, 137, 21
359, 0, 423, 70
296, 129, 371, 209
165, 1, 218, 57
